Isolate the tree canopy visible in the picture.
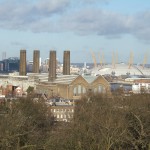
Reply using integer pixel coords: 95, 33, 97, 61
0, 93, 149, 150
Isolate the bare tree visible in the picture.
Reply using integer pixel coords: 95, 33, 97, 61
0, 96, 55, 149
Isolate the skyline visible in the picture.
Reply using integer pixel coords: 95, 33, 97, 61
0, 0, 150, 63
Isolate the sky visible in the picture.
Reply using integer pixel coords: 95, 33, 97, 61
0, 0, 150, 64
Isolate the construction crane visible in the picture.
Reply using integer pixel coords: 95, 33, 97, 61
116, 50, 118, 65
90, 50, 97, 68
128, 51, 133, 69
142, 52, 148, 69
112, 51, 115, 69
98, 51, 104, 68
112, 50, 118, 69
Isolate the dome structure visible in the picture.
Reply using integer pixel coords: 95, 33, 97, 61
91, 63, 150, 77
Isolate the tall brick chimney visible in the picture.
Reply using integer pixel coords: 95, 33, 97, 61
33, 50, 40, 73
19, 49, 26, 76
63, 50, 70, 75
49, 50, 56, 81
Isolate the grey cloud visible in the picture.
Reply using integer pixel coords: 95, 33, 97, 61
11, 41, 29, 49
11, 41, 25, 46
35, 0, 70, 14
0, 0, 69, 17
11, 41, 24, 46
0, 0, 70, 30
131, 12, 150, 41
61, 9, 131, 36
29, 19, 61, 33
0, 0, 112, 32
77, 0, 110, 4
0, 0, 109, 24
60, 9, 150, 41
0, 0, 150, 42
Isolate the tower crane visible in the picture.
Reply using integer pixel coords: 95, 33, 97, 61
142, 52, 148, 69
128, 51, 133, 69
99, 51, 104, 68
90, 50, 97, 68
112, 51, 115, 69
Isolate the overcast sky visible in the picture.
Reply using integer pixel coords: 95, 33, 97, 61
0, 0, 150, 64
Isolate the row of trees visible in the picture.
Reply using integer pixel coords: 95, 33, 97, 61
0, 97, 54, 149
0, 93, 150, 149
46, 93, 150, 150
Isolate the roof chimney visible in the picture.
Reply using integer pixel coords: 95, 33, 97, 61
33, 50, 40, 73
49, 50, 56, 81
19, 49, 26, 76
63, 50, 70, 75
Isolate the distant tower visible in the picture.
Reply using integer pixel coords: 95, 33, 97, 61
2, 52, 6, 60
63, 50, 70, 75
33, 50, 40, 73
84, 62, 87, 69
19, 50, 26, 76
39, 57, 41, 67
49, 50, 56, 81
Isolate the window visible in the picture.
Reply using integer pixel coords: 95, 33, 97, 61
73, 85, 86, 96
93, 84, 106, 93
98, 85, 103, 93
94, 88, 97, 93
83, 87, 86, 93
78, 85, 82, 94
103, 87, 106, 93
73, 87, 77, 96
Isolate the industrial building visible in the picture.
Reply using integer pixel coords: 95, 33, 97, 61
36, 50, 110, 99
2, 57, 19, 72
0, 49, 150, 123
0, 50, 111, 99
1, 49, 150, 99
36, 74, 110, 99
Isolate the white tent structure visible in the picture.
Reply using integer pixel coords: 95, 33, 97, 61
91, 63, 150, 77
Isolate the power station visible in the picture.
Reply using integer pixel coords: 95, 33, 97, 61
18, 49, 71, 75
0, 49, 150, 99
